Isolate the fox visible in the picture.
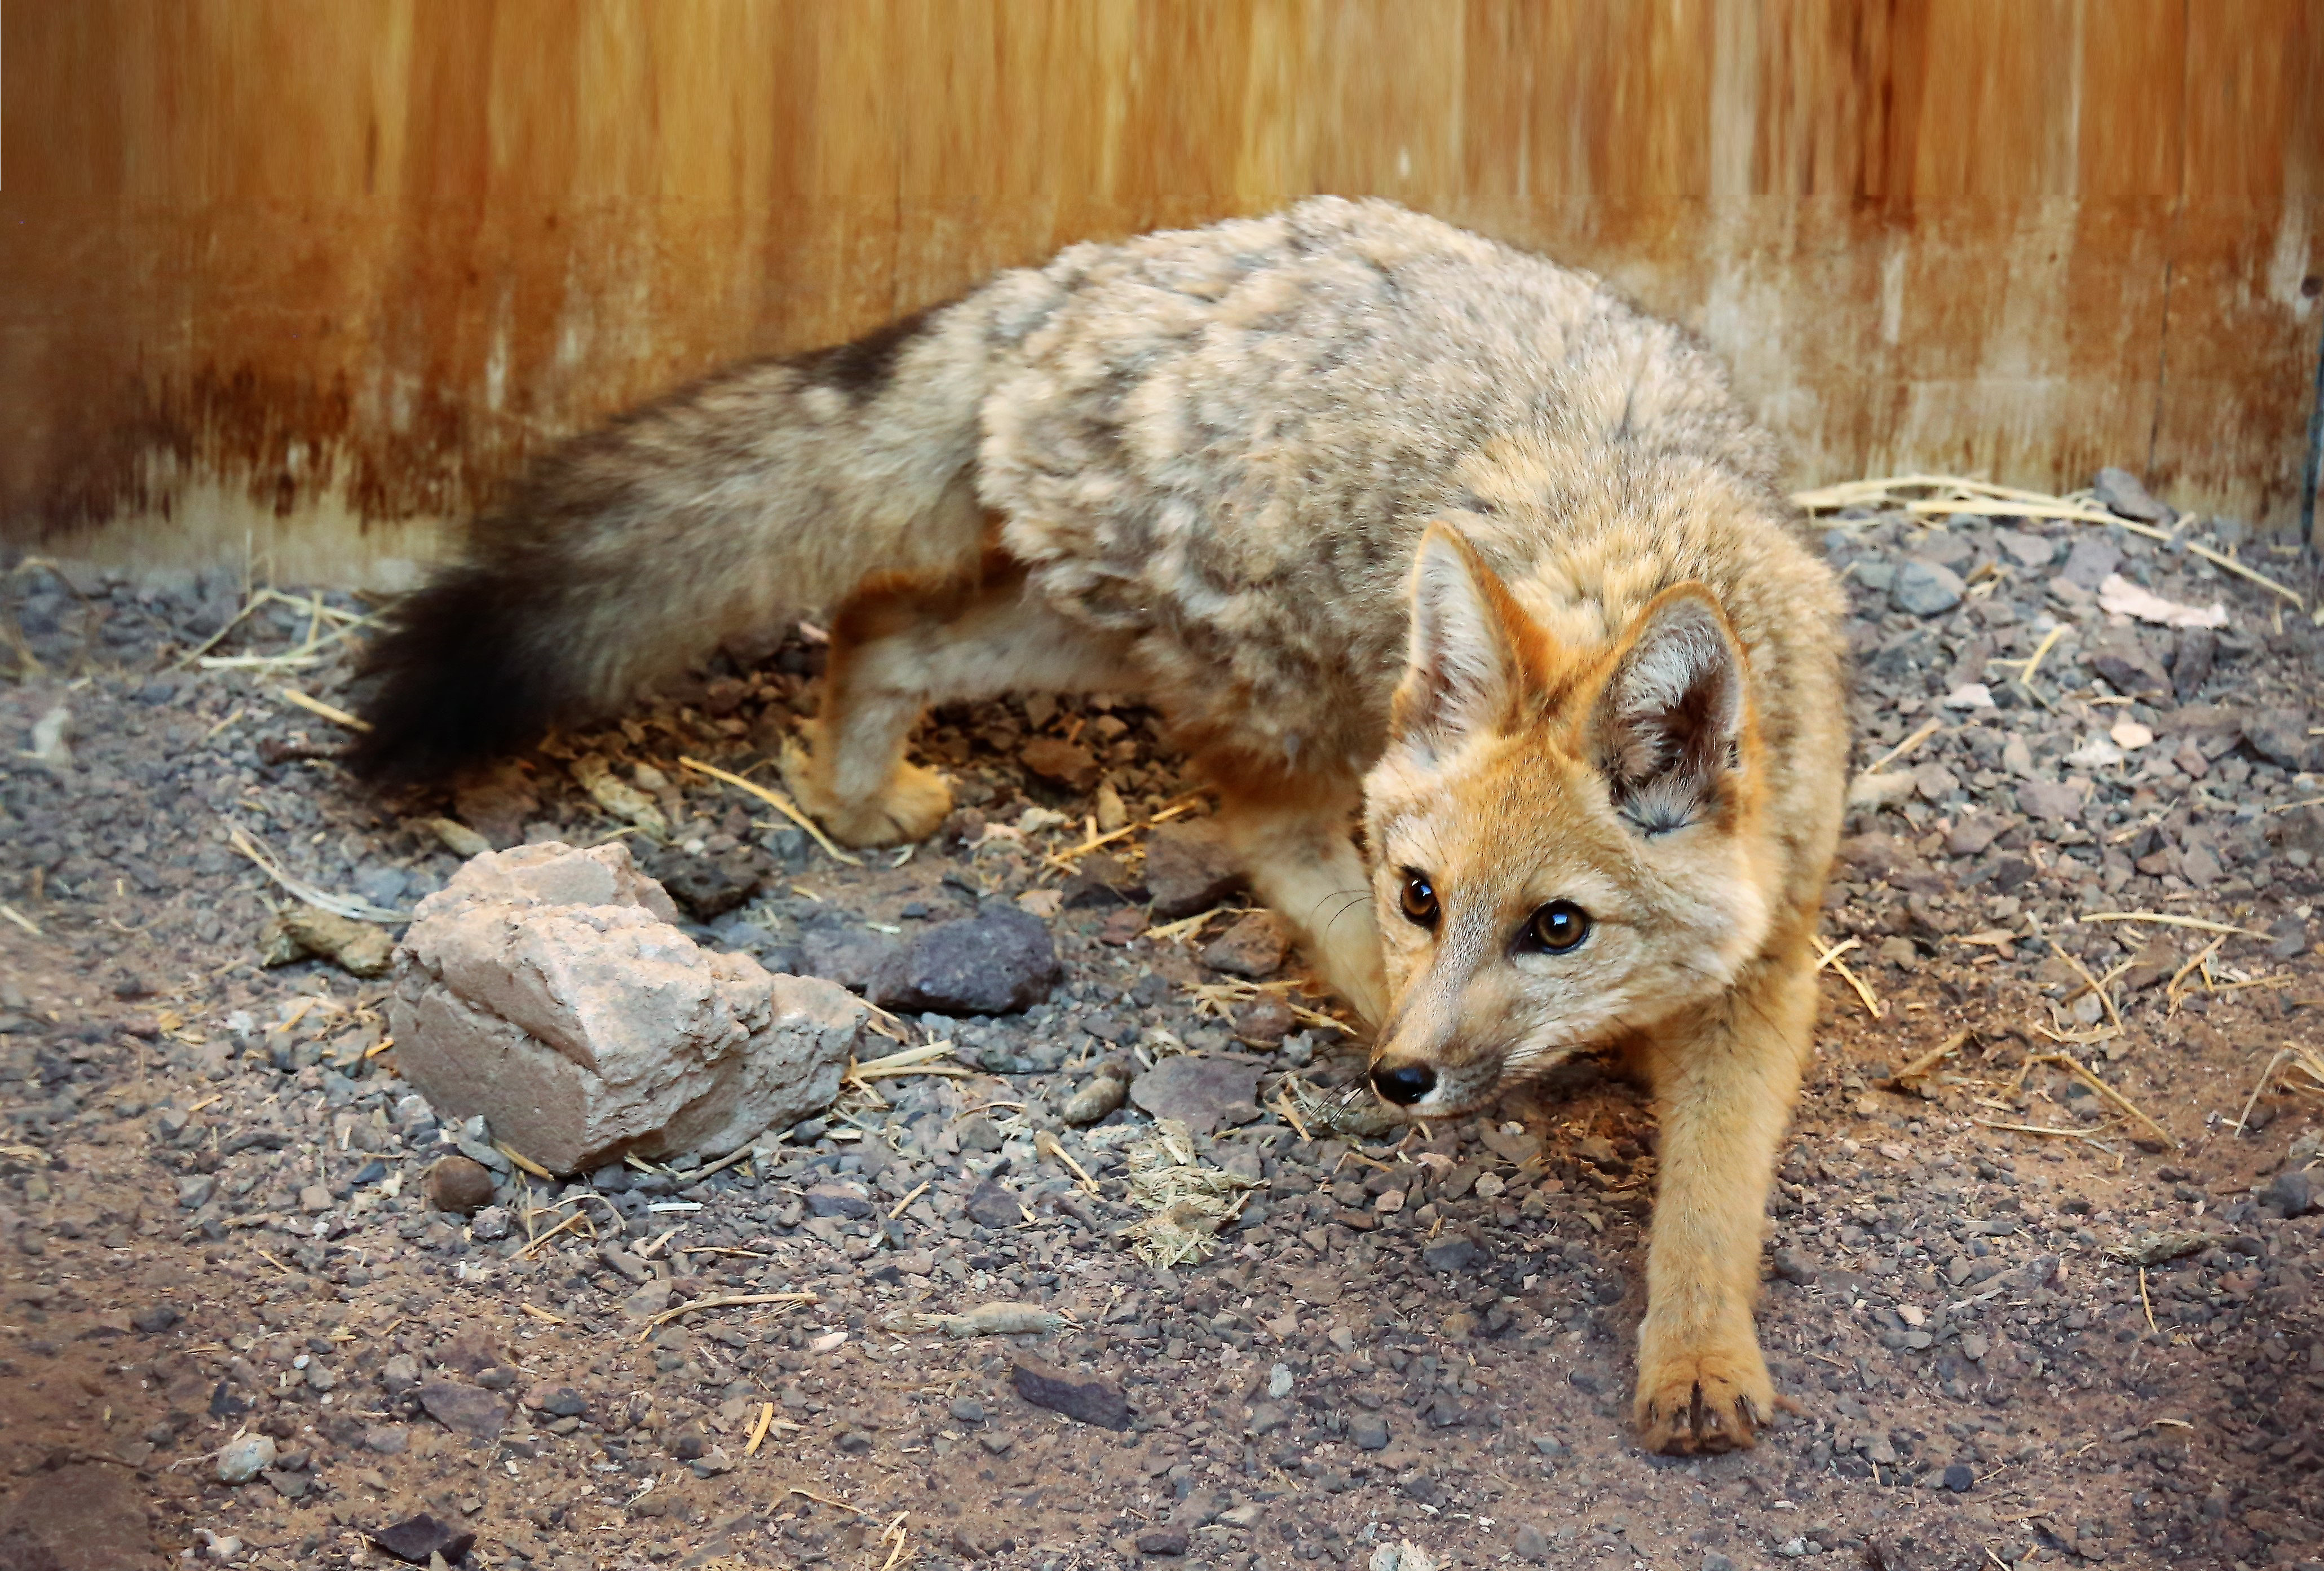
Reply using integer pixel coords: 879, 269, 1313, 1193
351, 197, 1849, 1453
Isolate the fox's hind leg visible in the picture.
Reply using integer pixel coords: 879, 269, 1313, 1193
783, 565, 1138, 847
1629, 934, 1814, 1454
1201, 755, 1388, 1025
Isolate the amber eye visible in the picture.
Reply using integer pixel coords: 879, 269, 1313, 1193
1399, 870, 1440, 929
1525, 901, 1590, 953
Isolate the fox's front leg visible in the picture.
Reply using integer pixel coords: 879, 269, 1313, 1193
1631, 938, 1814, 1454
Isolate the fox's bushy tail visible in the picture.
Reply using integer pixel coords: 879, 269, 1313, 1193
347, 302, 997, 783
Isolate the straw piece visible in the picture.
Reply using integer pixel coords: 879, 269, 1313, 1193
226, 823, 411, 924
638, 1291, 818, 1339
2079, 912, 2268, 939
278, 687, 371, 731
678, 756, 861, 866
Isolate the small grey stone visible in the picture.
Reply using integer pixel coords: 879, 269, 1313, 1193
1702, 1555, 1739, 1571
468, 1206, 511, 1241
176, 1175, 215, 1211
369, 1513, 476, 1566
2018, 779, 2084, 824
2266, 1169, 2316, 1217
2171, 626, 2217, 702
215, 1435, 275, 1485
380, 1353, 422, 1396
1421, 1233, 1488, 1274
1514, 1523, 1550, 1563
1942, 1461, 1976, 1492
1770, 1248, 1818, 1286
948, 1396, 986, 1426
804, 1182, 873, 1220
2059, 537, 2124, 590
2245, 709, 2316, 771
130, 1304, 180, 1334
2092, 466, 2173, 523
363, 1424, 410, 1455
418, 1379, 510, 1441
1996, 529, 2059, 569
1350, 1415, 1390, 1450
1890, 559, 1965, 616
2269, 917, 2310, 961
963, 1179, 1021, 1230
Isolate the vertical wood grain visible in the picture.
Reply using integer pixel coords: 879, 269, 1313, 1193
0, 0, 2317, 581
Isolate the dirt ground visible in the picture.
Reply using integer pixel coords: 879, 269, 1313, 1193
2, 492, 2321, 1571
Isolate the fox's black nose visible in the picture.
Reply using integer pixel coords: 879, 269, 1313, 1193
1371, 1062, 1437, 1105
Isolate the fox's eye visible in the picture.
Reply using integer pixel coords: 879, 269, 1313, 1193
1398, 870, 1439, 929
1525, 901, 1590, 953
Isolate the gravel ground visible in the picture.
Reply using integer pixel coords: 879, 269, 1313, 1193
2, 490, 2322, 1571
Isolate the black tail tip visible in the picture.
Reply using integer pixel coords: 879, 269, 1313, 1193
345, 567, 568, 786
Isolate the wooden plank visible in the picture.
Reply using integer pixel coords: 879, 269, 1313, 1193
0, 0, 2316, 582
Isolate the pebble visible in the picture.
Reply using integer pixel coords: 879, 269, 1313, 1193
215, 1435, 276, 1484
1142, 822, 1245, 919
417, 1379, 511, 1440
962, 1180, 1022, 1229
1890, 559, 1965, 616
1199, 911, 1288, 978
368, 1512, 478, 1566
1060, 1067, 1130, 1125
424, 1156, 497, 1216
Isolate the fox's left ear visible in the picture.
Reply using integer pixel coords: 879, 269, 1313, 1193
1388, 524, 1537, 765
1591, 585, 1747, 833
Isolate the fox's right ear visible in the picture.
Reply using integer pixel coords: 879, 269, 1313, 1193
1388, 525, 1532, 764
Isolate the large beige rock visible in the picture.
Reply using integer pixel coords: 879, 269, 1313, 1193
388, 842, 862, 1175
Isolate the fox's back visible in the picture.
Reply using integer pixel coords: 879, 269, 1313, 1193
975, 197, 1805, 772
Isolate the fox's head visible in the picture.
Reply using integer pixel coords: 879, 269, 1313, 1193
1361, 524, 1775, 1115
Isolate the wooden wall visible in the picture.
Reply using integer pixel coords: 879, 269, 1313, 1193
3, 1, 2320, 584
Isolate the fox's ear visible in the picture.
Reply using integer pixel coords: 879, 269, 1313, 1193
1591, 585, 1746, 832
1389, 525, 1532, 762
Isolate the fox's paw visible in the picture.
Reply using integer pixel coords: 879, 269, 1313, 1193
780, 735, 952, 848
1633, 1326, 1771, 1455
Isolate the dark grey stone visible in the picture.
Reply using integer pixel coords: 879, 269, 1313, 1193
963, 1179, 1020, 1230
1011, 1358, 1131, 1430
369, 1512, 477, 1565
2171, 626, 2217, 702
2266, 1169, 2316, 1217
2092, 466, 2173, 523
2059, 537, 2124, 590
872, 906, 1059, 1015
804, 1182, 873, 1220
1421, 1233, 1488, 1274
